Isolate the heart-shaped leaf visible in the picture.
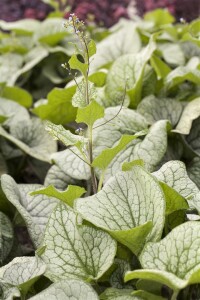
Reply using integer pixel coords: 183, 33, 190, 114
125, 222, 200, 292
75, 166, 165, 254
41, 203, 116, 281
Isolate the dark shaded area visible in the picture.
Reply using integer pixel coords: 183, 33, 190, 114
0, 0, 53, 22
0, 0, 199, 26
136, 0, 200, 22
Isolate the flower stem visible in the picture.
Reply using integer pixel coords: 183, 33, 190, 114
88, 126, 97, 194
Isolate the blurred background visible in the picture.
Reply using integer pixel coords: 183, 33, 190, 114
1, 0, 199, 27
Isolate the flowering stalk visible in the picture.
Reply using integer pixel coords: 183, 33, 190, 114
63, 14, 97, 194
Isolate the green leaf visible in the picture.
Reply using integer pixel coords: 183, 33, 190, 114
165, 66, 200, 90
45, 121, 86, 148
32, 86, 77, 125
166, 210, 186, 230
173, 97, 200, 134
125, 222, 200, 291
1, 175, 58, 248
159, 43, 185, 66
92, 131, 147, 171
76, 100, 104, 127
90, 22, 141, 72
0, 256, 46, 296
144, 9, 175, 26
0, 116, 7, 124
0, 118, 57, 163
69, 54, 88, 77
0, 212, 13, 263
29, 279, 99, 300
0, 85, 32, 108
72, 80, 97, 108
122, 159, 144, 171
41, 203, 116, 281
92, 107, 148, 182
30, 185, 86, 207
159, 182, 189, 215
34, 18, 68, 46
150, 54, 171, 79
153, 160, 200, 213
88, 39, 96, 58
75, 166, 165, 254
105, 39, 156, 108
89, 71, 107, 87
136, 279, 162, 295
189, 19, 200, 39
137, 95, 183, 127
132, 120, 169, 172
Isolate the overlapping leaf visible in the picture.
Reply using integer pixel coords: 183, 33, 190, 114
137, 95, 183, 127
75, 166, 165, 254
153, 160, 200, 212
1, 175, 58, 248
41, 203, 116, 281
125, 222, 200, 292
29, 279, 99, 300
0, 117, 57, 163
0, 256, 46, 297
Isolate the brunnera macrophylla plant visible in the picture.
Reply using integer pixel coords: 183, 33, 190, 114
0, 12, 200, 300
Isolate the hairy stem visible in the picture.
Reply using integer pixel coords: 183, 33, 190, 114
88, 126, 97, 194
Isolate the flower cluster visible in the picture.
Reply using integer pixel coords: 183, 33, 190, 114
63, 13, 85, 34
